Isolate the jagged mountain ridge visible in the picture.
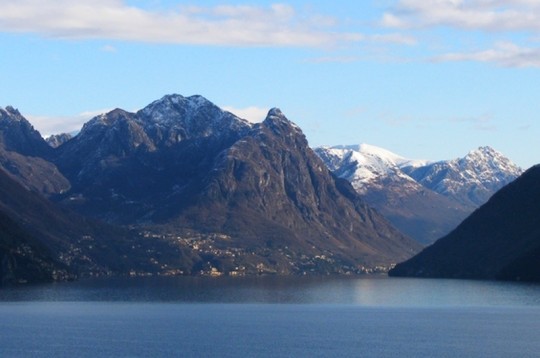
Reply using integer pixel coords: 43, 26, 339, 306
54, 95, 253, 222
315, 144, 522, 245
402, 146, 523, 208
389, 165, 540, 281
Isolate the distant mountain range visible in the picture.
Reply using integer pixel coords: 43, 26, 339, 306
315, 144, 522, 244
390, 165, 540, 281
0, 95, 421, 283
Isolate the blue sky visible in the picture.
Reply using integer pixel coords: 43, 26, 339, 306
1, 0, 539, 168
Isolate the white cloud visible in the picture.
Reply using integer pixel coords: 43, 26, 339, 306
223, 106, 268, 123
0, 1, 364, 47
434, 42, 540, 67
383, 0, 540, 31
27, 109, 108, 136
382, 1, 540, 67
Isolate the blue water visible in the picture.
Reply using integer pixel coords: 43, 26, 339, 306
1, 276, 540, 357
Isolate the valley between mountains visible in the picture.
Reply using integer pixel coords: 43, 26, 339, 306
0, 94, 536, 284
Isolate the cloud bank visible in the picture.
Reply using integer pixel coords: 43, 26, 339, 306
0, 0, 363, 47
383, 0, 540, 31
383, 0, 540, 67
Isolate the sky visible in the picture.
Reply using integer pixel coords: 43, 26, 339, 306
1, 0, 539, 169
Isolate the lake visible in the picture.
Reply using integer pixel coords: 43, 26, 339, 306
1, 276, 540, 357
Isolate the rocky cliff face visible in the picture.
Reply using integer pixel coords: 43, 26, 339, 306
389, 165, 540, 281
169, 108, 420, 270
51, 97, 420, 273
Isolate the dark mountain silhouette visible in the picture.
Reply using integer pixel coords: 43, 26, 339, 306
389, 165, 540, 281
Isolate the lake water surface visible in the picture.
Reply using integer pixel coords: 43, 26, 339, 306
1, 276, 540, 357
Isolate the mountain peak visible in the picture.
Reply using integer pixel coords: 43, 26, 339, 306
262, 108, 303, 136
460, 145, 522, 177
0, 105, 52, 157
403, 146, 523, 208
465, 146, 502, 160
139, 94, 218, 123
0, 106, 24, 123
137, 94, 252, 141
1, 106, 22, 118
267, 107, 285, 118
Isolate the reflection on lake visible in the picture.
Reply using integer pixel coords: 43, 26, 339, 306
1, 276, 540, 357
2, 275, 540, 306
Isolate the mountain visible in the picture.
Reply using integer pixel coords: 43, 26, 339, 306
315, 144, 428, 194
0, 95, 421, 277
389, 165, 540, 281
0, 106, 70, 195
46, 133, 72, 148
315, 144, 522, 245
402, 146, 523, 208
46, 95, 420, 274
0, 106, 52, 157
167, 108, 420, 271
54, 95, 252, 223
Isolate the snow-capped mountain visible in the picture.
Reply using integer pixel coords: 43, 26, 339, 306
315, 144, 428, 194
402, 146, 523, 208
316, 144, 523, 245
